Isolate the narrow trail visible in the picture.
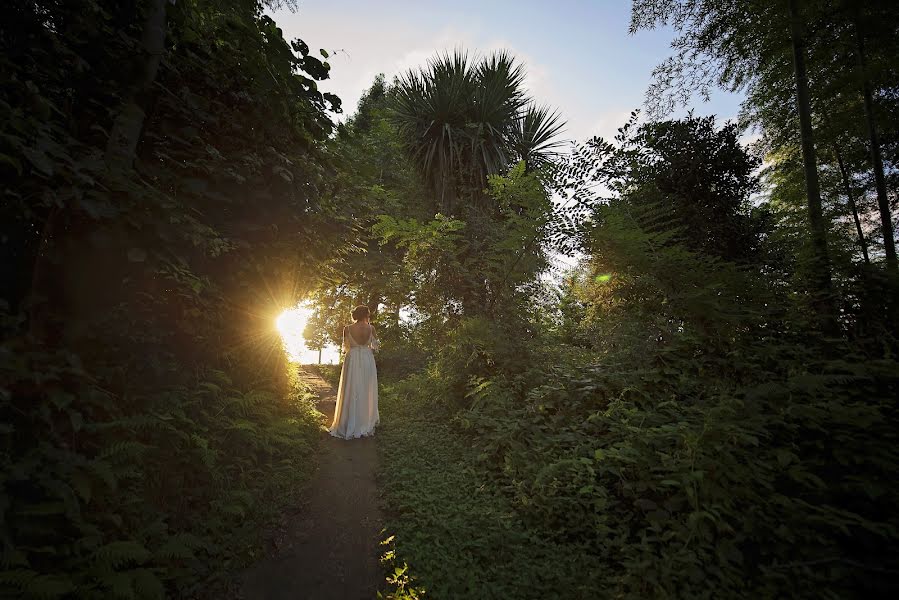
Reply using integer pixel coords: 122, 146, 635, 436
241, 368, 383, 599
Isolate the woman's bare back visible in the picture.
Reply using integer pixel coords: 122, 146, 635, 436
346, 322, 373, 345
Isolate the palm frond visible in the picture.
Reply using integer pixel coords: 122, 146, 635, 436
508, 103, 566, 170
390, 49, 558, 210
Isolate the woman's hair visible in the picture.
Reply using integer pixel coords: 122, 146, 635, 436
351, 305, 370, 322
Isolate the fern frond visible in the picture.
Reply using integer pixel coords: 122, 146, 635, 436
131, 568, 165, 600
100, 441, 150, 462
0, 569, 38, 588
87, 460, 118, 491
23, 574, 75, 599
92, 541, 151, 570
100, 571, 135, 600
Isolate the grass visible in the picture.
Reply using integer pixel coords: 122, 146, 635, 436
376, 380, 606, 600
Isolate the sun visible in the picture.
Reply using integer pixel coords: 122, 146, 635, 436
276, 305, 313, 363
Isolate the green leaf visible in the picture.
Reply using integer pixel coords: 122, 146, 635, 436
127, 248, 147, 263
93, 541, 151, 569
131, 569, 165, 600
21, 147, 54, 176
69, 411, 84, 432
71, 470, 92, 504
0, 153, 23, 175
775, 448, 794, 467
24, 574, 74, 599
0, 569, 38, 589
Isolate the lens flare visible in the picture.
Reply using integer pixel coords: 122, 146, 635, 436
276, 306, 313, 363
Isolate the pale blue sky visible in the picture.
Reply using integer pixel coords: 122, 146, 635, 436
271, 0, 746, 143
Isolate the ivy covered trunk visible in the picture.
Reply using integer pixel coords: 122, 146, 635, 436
105, 0, 168, 172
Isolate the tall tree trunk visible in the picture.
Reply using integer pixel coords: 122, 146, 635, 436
852, 8, 897, 269
788, 0, 837, 332
105, 0, 168, 171
834, 145, 870, 264
366, 292, 382, 319
318, 347, 322, 364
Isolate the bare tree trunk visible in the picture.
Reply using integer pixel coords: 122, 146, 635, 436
834, 145, 870, 264
852, 9, 897, 269
318, 347, 322, 364
788, 0, 837, 331
105, 0, 168, 171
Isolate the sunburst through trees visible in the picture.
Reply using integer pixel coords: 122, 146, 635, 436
275, 305, 314, 363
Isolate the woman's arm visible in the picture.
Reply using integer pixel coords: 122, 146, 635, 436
370, 325, 380, 350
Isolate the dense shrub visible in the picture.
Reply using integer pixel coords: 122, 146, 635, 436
378, 380, 605, 599
458, 344, 899, 598
380, 303, 899, 598
379, 114, 899, 598
1, 328, 321, 597
1, 1, 341, 597
426, 317, 539, 405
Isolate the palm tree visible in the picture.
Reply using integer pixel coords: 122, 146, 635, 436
509, 103, 566, 172
392, 50, 564, 214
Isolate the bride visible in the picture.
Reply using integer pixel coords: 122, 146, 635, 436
329, 305, 380, 439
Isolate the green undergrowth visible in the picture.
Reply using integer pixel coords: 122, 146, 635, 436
1, 342, 323, 599
376, 337, 899, 599
457, 358, 899, 599
376, 379, 605, 600
211, 369, 324, 586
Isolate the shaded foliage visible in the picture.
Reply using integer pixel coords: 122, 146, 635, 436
378, 115, 899, 599
389, 51, 564, 316
1, 0, 343, 596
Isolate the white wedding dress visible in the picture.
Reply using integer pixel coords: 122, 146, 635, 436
329, 324, 379, 439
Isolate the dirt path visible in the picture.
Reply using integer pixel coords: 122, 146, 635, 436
241, 368, 382, 599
